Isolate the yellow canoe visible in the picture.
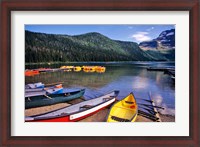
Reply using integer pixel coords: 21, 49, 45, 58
60, 66, 67, 69
95, 66, 106, 73
83, 66, 95, 72
107, 93, 138, 122
60, 66, 74, 69
74, 66, 82, 72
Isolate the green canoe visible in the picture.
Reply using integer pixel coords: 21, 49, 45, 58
25, 89, 85, 109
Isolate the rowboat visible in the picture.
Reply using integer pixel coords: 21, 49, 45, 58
107, 92, 138, 122
83, 66, 96, 72
37, 68, 54, 73
25, 83, 62, 93
73, 66, 82, 72
25, 90, 119, 122
95, 66, 106, 73
25, 70, 39, 76
25, 87, 64, 98
60, 66, 74, 70
64, 69, 72, 72
25, 82, 44, 89
25, 89, 85, 109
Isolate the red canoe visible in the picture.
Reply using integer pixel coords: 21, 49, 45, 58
25, 70, 39, 76
25, 90, 119, 122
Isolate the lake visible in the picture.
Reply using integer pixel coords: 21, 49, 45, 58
25, 62, 175, 116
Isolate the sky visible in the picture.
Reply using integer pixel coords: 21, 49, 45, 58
25, 25, 175, 43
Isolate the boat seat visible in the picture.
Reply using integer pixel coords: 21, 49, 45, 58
80, 105, 93, 109
125, 101, 134, 104
26, 97, 31, 101
44, 94, 52, 99
122, 101, 134, 107
64, 93, 70, 96
60, 112, 69, 116
111, 116, 130, 122
103, 98, 111, 101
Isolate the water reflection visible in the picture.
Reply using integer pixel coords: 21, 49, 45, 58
26, 62, 175, 116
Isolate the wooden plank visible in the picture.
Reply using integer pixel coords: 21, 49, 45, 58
149, 92, 162, 122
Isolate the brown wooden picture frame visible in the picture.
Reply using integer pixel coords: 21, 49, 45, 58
0, 0, 199, 146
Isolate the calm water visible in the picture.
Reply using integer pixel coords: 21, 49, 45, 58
25, 62, 175, 116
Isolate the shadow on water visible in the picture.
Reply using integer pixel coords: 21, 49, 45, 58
25, 62, 175, 116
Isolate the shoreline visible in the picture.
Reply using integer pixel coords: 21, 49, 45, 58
25, 61, 175, 65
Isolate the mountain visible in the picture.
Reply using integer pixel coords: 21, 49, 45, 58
139, 29, 175, 50
25, 30, 174, 63
138, 29, 175, 61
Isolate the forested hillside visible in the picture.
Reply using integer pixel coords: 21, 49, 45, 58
25, 31, 175, 63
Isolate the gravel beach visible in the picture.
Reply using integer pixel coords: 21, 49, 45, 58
25, 98, 175, 122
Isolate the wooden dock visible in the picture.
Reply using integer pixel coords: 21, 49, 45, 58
150, 97, 162, 122
164, 69, 175, 76
136, 93, 163, 122
147, 66, 175, 81
147, 66, 175, 72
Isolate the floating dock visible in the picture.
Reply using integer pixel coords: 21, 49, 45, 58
147, 66, 175, 81
147, 66, 175, 71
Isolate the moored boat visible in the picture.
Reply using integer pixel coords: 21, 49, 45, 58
83, 66, 96, 72
60, 66, 74, 70
25, 82, 44, 89
73, 66, 82, 72
37, 68, 54, 73
25, 84, 62, 93
95, 66, 106, 73
25, 70, 39, 76
25, 89, 85, 109
25, 87, 64, 98
25, 90, 119, 122
25, 82, 62, 92
107, 92, 138, 122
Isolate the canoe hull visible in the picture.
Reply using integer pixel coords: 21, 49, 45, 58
25, 82, 44, 89
107, 92, 138, 122
27, 99, 115, 122
25, 91, 119, 122
25, 83, 62, 93
25, 87, 63, 98
25, 89, 85, 109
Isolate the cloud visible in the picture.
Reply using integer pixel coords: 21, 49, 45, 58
146, 27, 154, 31
131, 32, 151, 42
